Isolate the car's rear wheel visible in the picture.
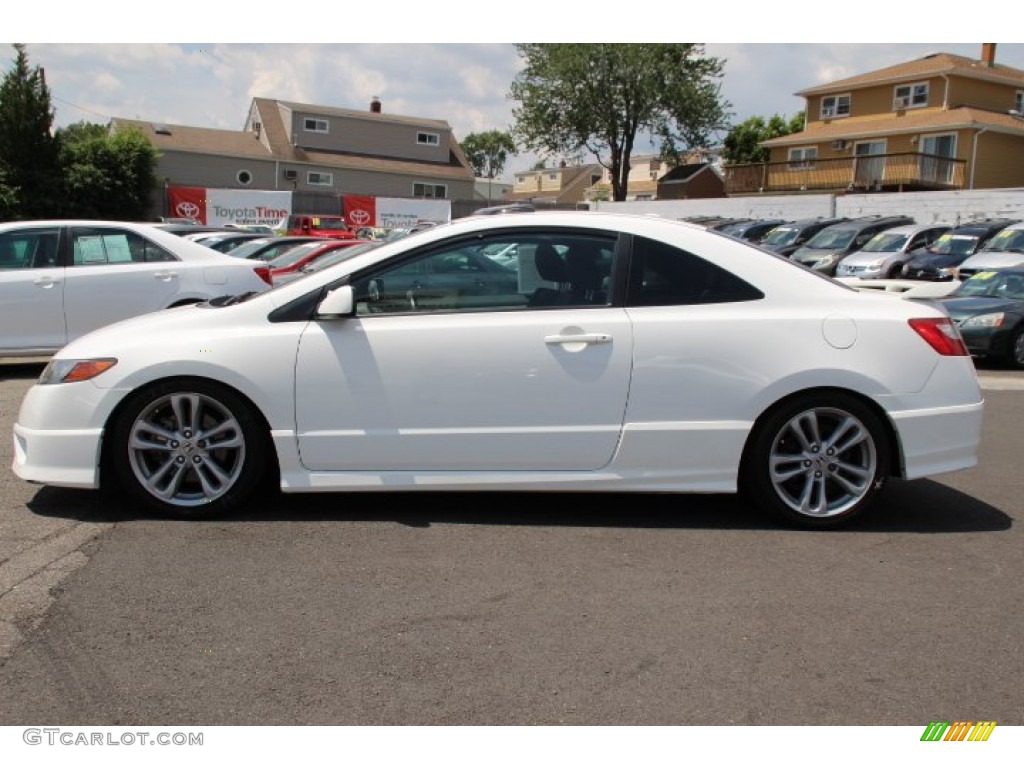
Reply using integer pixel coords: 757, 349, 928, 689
108, 379, 269, 517
742, 393, 890, 528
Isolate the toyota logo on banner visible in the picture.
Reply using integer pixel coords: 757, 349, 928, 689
349, 209, 371, 226
176, 201, 200, 220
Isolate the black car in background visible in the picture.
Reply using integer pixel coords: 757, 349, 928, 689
758, 217, 850, 257
790, 215, 915, 275
901, 217, 1020, 280
716, 218, 790, 243
930, 267, 1024, 368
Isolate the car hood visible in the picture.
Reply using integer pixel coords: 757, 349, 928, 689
56, 294, 277, 361
958, 253, 1024, 271
792, 246, 842, 262
935, 296, 1022, 320
905, 253, 964, 268
839, 249, 898, 265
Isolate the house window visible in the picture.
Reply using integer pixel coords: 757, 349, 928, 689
894, 83, 929, 109
548, 173, 558, 181
236, 170, 252, 186
304, 118, 329, 133
307, 171, 333, 186
413, 182, 447, 198
820, 94, 851, 119
788, 147, 818, 169
516, 176, 527, 184
1016, 91, 1024, 114
417, 132, 440, 146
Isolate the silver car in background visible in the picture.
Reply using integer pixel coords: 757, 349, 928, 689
835, 223, 951, 279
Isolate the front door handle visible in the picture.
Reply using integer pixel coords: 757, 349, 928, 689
544, 332, 612, 345
153, 271, 178, 281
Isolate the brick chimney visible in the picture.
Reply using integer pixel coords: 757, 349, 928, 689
981, 43, 996, 67
370, 96, 381, 113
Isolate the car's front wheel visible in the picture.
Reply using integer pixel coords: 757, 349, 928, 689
742, 392, 890, 528
107, 379, 270, 517
1008, 327, 1024, 370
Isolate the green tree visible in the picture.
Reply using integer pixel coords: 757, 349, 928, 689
0, 162, 17, 219
0, 44, 63, 219
509, 44, 730, 201
722, 112, 805, 164
58, 121, 158, 220
461, 129, 517, 203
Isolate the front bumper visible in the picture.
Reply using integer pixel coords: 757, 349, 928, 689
11, 379, 128, 490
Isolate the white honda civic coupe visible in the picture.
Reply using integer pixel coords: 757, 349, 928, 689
12, 212, 984, 528
0, 220, 273, 358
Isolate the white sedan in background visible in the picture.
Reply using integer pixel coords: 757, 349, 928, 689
12, 212, 984, 528
0, 220, 273, 357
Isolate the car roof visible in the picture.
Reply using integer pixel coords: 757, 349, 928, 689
949, 218, 1020, 234
822, 215, 914, 232
877, 223, 951, 235
773, 217, 849, 229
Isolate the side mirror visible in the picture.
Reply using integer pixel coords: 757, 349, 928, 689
316, 285, 354, 318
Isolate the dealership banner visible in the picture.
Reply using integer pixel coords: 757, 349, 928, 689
343, 195, 450, 229
167, 187, 292, 228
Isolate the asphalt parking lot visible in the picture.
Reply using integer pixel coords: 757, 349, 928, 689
0, 360, 1022, 726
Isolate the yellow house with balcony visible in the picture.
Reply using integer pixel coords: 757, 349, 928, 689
725, 44, 1024, 195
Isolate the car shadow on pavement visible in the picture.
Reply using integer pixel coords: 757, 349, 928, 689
0, 362, 47, 380
24, 478, 1012, 533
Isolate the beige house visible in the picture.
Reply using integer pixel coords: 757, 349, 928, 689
511, 153, 724, 204
725, 44, 1024, 195
113, 96, 476, 211
507, 162, 603, 205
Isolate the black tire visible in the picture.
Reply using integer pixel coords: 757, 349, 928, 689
1008, 327, 1024, 370
742, 392, 890, 529
107, 378, 270, 517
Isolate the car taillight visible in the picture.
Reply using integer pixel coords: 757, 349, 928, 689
254, 265, 272, 286
908, 317, 969, 356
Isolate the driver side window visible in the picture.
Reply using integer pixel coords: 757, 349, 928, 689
351, 233, 616, 316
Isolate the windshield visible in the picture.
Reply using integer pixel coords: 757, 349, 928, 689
953, 270, 1024, 299
303, 241, 384, 274
760, 227, 799, 246
860, 232, 908, 253
980, 229, 1024, 253
267, 241, 331, 269
225, 238, 276, 258
926, 233, 981, 256
805, 228, 856, 249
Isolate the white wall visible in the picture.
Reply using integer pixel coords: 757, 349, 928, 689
591, 188, 1024, 225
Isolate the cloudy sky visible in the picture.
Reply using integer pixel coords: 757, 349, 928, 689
4, 9, 1021, 179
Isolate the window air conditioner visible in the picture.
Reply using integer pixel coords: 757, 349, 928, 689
893, 96, 910, 109
832, 139, 848, 150
283, 169, 297, 181
822, 107, 836, 117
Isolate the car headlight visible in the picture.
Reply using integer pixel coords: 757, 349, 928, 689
815, 255, 838, 268
38, 358, 118, 385
960, 313, 1005, 329
936, 267, 956, 278
866, 259, 885, 270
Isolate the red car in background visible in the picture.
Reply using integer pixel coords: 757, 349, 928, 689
266, 239, 371, 282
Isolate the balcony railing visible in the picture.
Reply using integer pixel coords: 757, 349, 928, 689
723, 152, 967, 195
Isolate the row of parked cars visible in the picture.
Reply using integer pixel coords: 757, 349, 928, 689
692, 214, 1024, 283
5, 211, 1024, 371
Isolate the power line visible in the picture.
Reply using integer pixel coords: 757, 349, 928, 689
50, 93, 111, 123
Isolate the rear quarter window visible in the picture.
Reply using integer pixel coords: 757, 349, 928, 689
628, 235, 764, 306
